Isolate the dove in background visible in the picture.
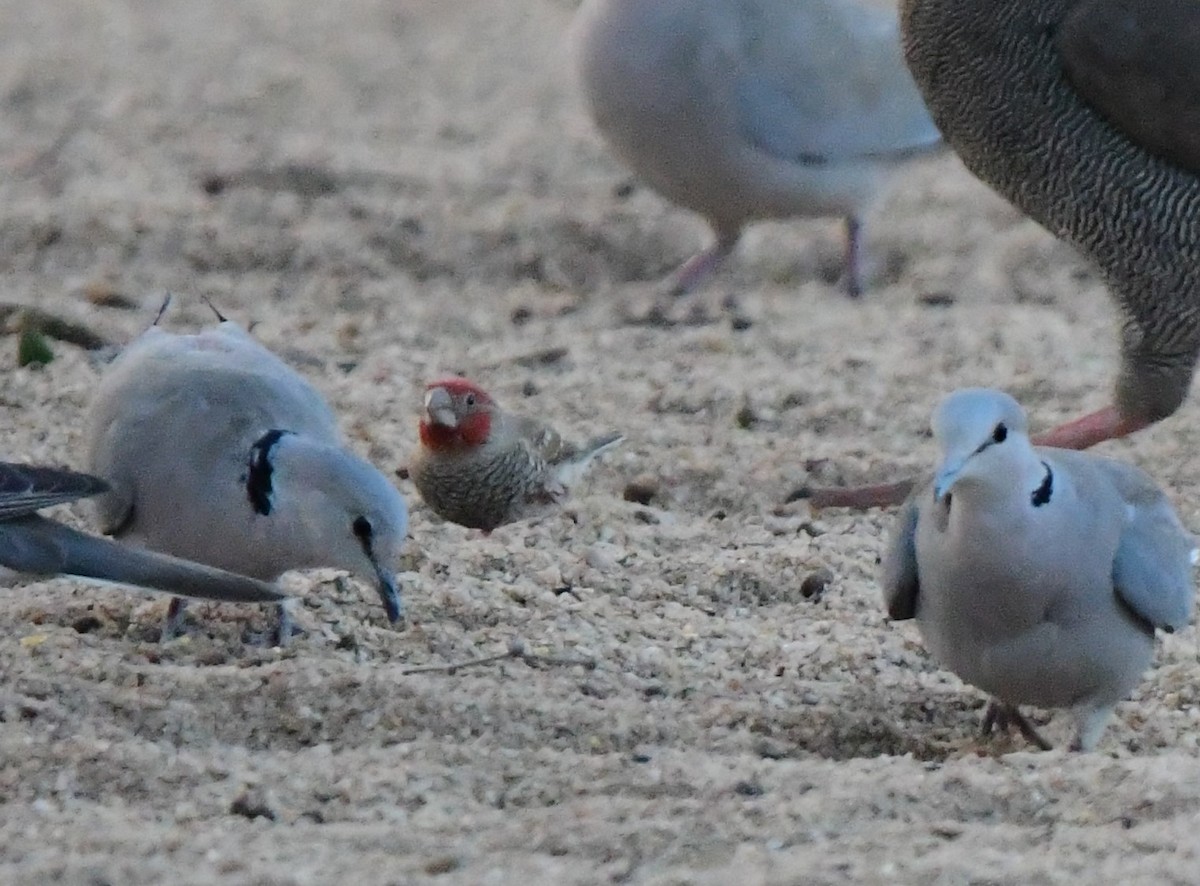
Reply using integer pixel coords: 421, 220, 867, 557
571, 0, 942, 297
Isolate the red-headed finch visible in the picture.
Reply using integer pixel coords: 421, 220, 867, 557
409, 378, 624, 532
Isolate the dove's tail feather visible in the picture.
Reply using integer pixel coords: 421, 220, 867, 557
554, 432, 625, 488
0, 516, 288, 603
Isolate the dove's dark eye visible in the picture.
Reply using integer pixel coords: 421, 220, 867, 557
352, 516, 373, 541
992, 423, 1008, 443
465, 393, 476, 407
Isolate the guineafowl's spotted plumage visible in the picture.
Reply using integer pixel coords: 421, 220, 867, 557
809, 1, 1200, 510
901, 0, 1200, 441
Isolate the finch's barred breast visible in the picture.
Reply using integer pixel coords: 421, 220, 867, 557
412, 440, 551, 532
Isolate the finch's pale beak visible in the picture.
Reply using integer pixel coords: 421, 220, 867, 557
424, 387, 458, 429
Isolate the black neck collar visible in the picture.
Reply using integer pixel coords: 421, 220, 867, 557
1030, 461, 1053, 508
246, 429, 292, 515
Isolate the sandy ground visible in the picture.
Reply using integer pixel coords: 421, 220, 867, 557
2, 0, 1200, 883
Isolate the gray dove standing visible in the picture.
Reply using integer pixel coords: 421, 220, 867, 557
571, 0, 942, 297
0, 461, 286, 604
85, 319, 408, 641
883, 389, 1195, 751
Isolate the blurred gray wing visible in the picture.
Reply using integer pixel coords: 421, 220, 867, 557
511, 415, 565, 463
734, 0, 941, 162
881, 492, 921, 620
0, 463, 108, 520
1097, 460, 1197, 632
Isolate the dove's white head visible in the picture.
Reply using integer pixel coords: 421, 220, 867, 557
251, 433, 408, 622
930, 389, 1039, 502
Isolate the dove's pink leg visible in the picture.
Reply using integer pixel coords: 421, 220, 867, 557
668, 232, 740, 296
981, 700, 1052, 751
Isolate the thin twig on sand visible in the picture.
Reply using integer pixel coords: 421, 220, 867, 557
401, 637, 596, 676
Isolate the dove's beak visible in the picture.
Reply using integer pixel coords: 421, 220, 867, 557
933, 459, 965, 502
372, 558, 404, 624
424, 387, 458, 429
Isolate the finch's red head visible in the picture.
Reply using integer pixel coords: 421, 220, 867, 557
418, 377, 495, 451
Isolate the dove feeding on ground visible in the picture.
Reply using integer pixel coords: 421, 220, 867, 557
0, 461, 286, 605
883, 388, 1196, 751
85, 319, 409, 641
409, 377, 623, 533
571, 0, 942, 298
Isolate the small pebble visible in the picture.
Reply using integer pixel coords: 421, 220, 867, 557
623, 476, 660, 505
229, 788, 276, 822
734, 780, 764, 797
425, 856, 460, 875
800, 569, 833, 602
585, 542, 623, 572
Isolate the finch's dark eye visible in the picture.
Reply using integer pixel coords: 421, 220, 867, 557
992, 423, 1008, 443
465, 393, 476, 407
352, 516, 373, 541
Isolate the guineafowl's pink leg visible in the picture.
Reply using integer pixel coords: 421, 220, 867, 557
807, 407, 1151, 511
1032, 405, 1147, 450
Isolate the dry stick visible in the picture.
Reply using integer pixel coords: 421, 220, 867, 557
0, 303, 109, 350
805, 478, 915, 509
200, 295, 228, 322
401, 637, 596, 676
473, 346, 570, 372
